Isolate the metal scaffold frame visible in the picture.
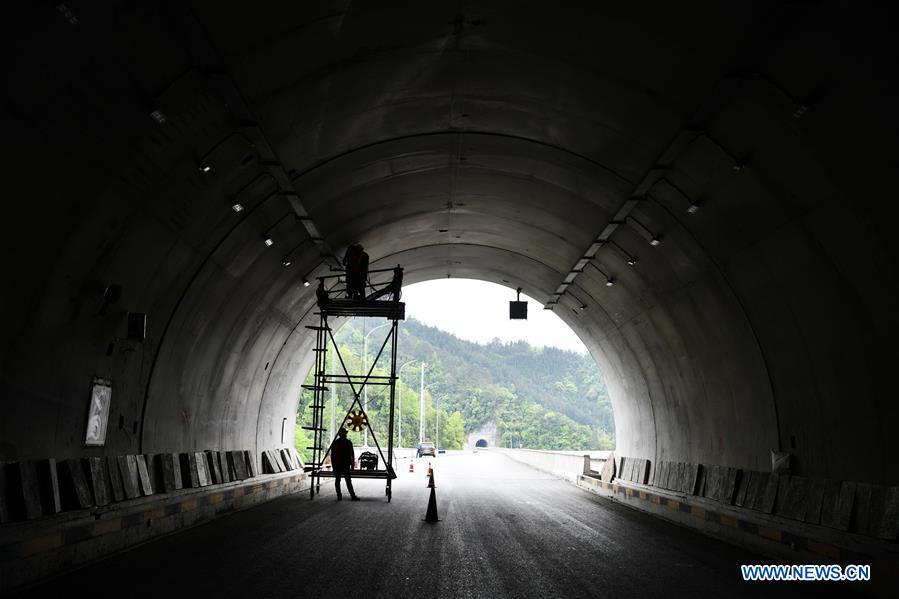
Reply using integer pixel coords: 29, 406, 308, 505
304, 267, 405, 502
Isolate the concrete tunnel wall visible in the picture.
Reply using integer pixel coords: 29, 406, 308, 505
1, 2, 897, 494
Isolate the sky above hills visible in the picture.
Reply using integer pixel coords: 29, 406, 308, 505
401, 279, 588, 354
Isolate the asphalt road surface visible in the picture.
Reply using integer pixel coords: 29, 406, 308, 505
14, 452, 864, 598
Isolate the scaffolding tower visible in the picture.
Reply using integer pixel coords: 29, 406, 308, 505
304, 266, 405, 501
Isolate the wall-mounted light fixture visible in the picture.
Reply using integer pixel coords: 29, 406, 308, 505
231, 203, 244, 213
150, 109, 167, 125
280, 238, 315, 268
587, 261, 615, 287
263, 213, 296, 248
626, 215, 662, 247
690, 131, 747, 174
656, 178, 702, 215
606, 240, 638, 266
565, 288, 591, 312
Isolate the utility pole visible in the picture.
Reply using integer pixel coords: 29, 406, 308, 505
363, 320, 391, 448
329, 346, 336, 441
419, 362, 426, 442
397, 360, 417, 448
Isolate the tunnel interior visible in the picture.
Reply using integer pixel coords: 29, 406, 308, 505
476, 439, 489, 449
2, 0, 897, 548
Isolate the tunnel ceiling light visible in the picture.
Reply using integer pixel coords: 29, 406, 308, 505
264, 237, 274, 247
231, 202, 244, 213
732, 163, 744, 172
281, 258, 292, 267
199, 164, 212, 173
605, 278, 615, 287
792, 104, 809, 119
56, 3, 79, 26
303, 279, 310, 287
686, 202, 701, 215
149, 109, 167, 124
626, 215, 662, 248
608, 240, 638, 267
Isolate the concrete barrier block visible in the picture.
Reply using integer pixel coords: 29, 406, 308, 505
600, 452, 615, 482
118, 456, 141, 499
22, 461, 46, 519
245, 450, 258, 478
784, 475, 810, 521
262, 451, 279, 474
136, 455, 154, 495
637, 459, 650, 485
878, 486, 899, 540
37, 458, 62, 514
720, 468, 738, 505
651, 460, 663, 487
734, 470, 752, 507
205, 451, 221, 484
145, 454, 164, 492
760, 472, 779, 514
748, 471, 769, 511
676, 462, 688, 493
834, 481, 855, 531
272, 450, 286, 473
62, 458, 93, 509
230, 451, 247, 480
105, 457, 125, 502
161, 453, 182, 492
225, 452, 238, 480
685, 463, 700, 495
181, 453, 199, 488
87, 457, 111, 507
704, 466, 721, 502
821, 480, 855, 531
853, 483, 873, 535
218, 452, 231, 483
194, 453, 210, 487
803, 478, 825, 524
280, 449, 295, 471
866, 485, 887, 538
0, 462, 10, 522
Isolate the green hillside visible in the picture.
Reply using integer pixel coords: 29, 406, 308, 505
296, 317, 615, 460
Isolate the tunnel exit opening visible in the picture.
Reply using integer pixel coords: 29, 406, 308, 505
295, 278, 616, 468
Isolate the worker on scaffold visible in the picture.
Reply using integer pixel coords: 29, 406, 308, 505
343, 242, 369, 300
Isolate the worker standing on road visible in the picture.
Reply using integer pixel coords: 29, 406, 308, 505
343, 242, 369, 299
330, 428, 359, 501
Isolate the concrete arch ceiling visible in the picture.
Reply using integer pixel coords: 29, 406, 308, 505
3, 1, 896, 485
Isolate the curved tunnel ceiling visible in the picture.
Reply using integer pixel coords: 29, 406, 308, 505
2, 2, 897, 487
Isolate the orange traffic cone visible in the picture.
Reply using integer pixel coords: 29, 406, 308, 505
424, 471, 438, 523
409, 460, 415, 473
426, 461, 432, 477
